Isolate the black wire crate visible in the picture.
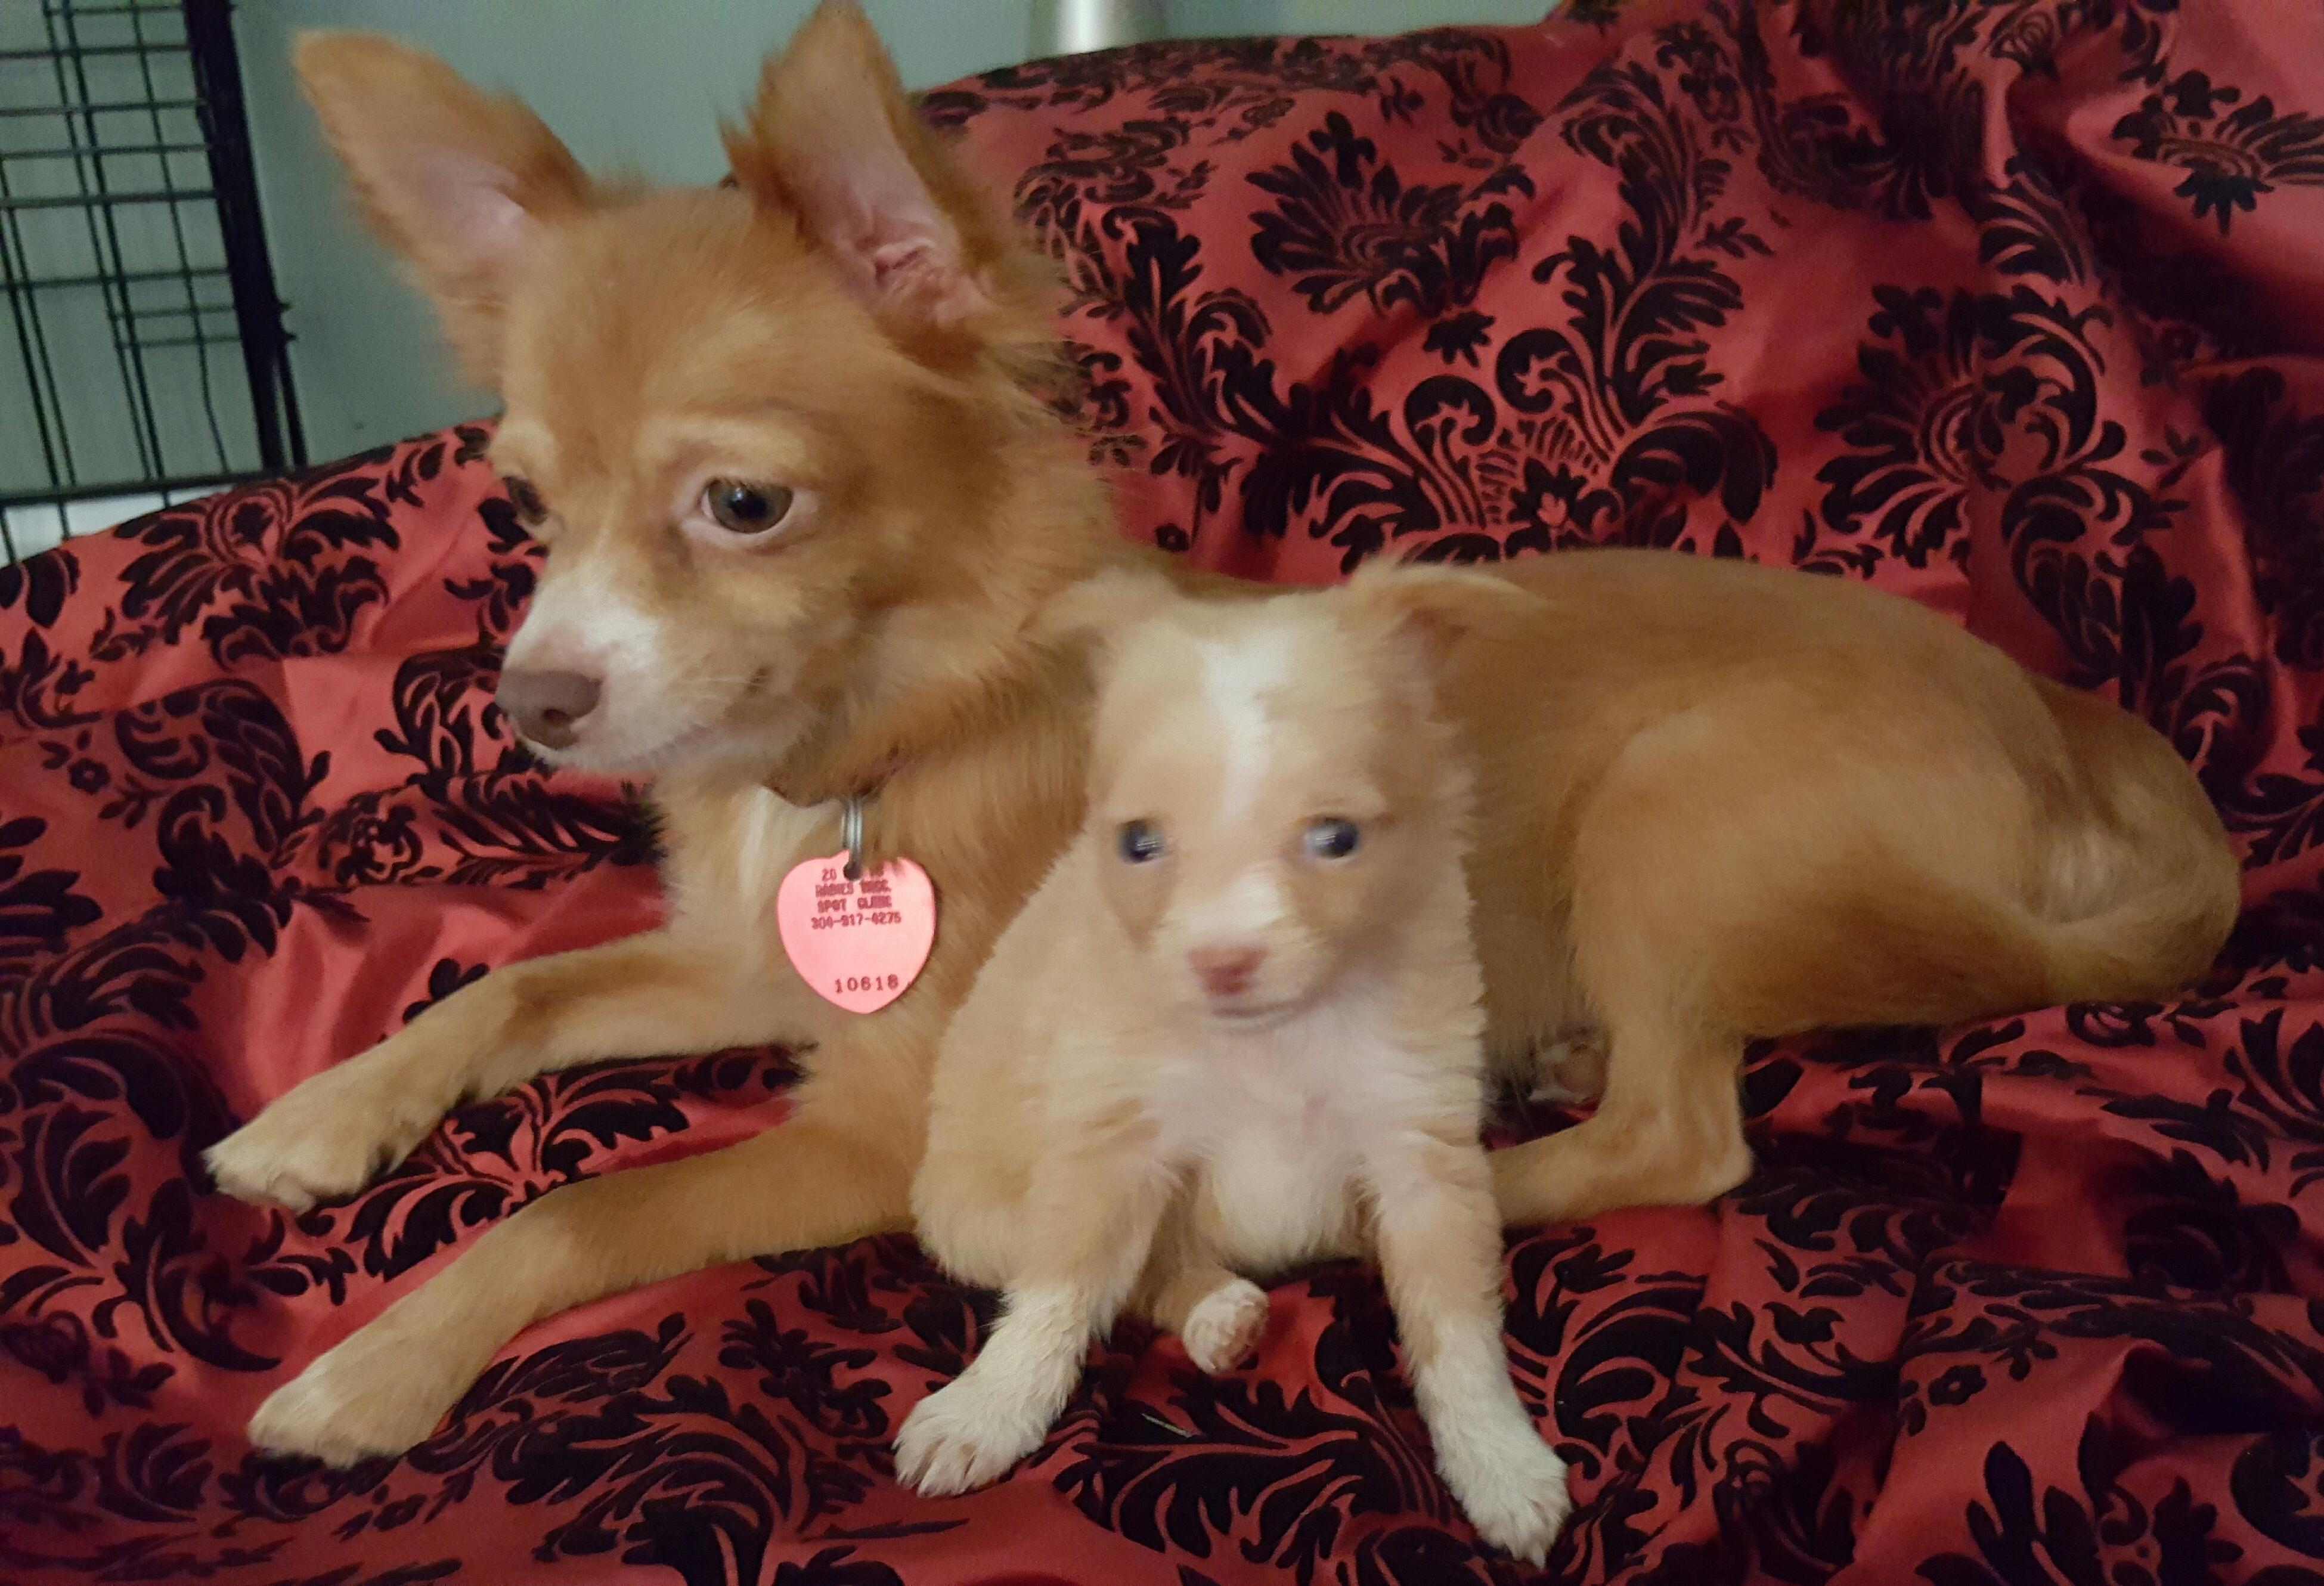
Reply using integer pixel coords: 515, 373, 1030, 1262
0, 0, 302, 564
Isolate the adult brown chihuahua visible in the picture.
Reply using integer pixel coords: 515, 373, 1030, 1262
205, 1, 2239, 1466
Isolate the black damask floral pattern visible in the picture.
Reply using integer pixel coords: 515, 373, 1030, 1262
2114, 70, 2324, 236
1248, 110, 1530, 337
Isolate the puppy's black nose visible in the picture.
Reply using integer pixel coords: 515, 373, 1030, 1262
496, 667, 601, 749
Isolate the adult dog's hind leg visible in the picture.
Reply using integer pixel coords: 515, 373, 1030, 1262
1489, 690, 2044, 1229
207, 929, 810, 1210
248, 1105, 909, 1466
1490, 1014, 1750, 1229
1491, 732, 1761, 1230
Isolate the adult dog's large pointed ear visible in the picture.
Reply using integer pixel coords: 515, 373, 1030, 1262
294, 32, 588, 385
725, 1, 1023, 341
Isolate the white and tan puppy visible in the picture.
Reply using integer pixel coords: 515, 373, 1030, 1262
900, 567, 1572, 1564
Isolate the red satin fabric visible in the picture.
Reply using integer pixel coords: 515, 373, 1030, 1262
5, 6, 2324, 1582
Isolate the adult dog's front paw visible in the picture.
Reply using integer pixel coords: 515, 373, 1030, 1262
206, 1054, 444, 1211
893, 1376, 1052, 1496
249, 1318, 464, 1466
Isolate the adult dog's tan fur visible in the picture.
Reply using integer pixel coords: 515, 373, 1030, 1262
206, 2, 2241, 1465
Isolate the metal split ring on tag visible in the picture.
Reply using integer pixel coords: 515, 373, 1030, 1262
840, 794, 866, 881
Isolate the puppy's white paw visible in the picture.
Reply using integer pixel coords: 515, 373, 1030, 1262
1180, 1278, 1269, 1373
1440, 1422, 1572, 1566
206, 1058, 443, 1211
249, 1321, 463, 1467
893, 1376, 1052, 1496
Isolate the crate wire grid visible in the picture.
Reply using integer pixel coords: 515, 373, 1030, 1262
0, 0, 302, 565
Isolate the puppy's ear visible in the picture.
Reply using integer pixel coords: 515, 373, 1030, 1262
1032, 568, 1179, 672
1340, 560, 1544, 674
295, 33, 588, 385
724, 1, 1023, 340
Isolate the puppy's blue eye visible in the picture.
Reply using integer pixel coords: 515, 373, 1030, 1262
1118, 820, 1164, 863
1304, 819, 1360, 860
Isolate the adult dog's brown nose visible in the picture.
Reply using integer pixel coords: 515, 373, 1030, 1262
1190, 945, 1266, 1001
496, 668, 601, 749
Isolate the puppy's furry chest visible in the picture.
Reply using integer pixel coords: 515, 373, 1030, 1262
1148, 1011, 1406, 1274
1188, 1093, 1364, 1272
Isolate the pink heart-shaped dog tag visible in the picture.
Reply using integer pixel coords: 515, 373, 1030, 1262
776, 851, 937, 1014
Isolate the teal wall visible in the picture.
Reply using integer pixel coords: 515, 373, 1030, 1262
233, 2, 1555, 461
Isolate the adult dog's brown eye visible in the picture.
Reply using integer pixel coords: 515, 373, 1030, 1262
702, 479, 795, 535
501, 476, 549, 525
